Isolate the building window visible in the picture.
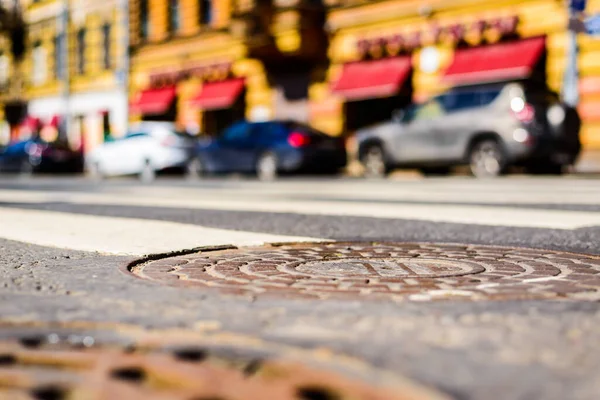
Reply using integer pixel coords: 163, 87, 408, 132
168, 0, 181, 33
76, 28, 86, 75
101, 23, 111, 70
32, 41, 47, 85
102, 111, 111, 140
0, 52, 7, 85
54, 34, 64, 79
199, 0, 213, 25
139, 0, 149, 39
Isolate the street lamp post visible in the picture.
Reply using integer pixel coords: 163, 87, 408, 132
119, 0, 129, 135
563, 0, 586, 107
59, 0, 70, 142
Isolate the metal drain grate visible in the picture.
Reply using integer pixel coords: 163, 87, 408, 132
0, 327, 447, 400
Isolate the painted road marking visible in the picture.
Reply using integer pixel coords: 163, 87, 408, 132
0, 189, 598, 230
0, 207, 321, 255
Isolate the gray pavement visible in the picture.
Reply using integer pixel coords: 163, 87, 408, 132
0, 175, 599, 399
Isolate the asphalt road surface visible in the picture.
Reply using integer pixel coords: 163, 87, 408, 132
0, 174, 599, 400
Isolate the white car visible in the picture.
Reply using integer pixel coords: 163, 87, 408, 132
87, 122, 195, 181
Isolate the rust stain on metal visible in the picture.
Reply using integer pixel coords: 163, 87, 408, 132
129, 242, 600, 301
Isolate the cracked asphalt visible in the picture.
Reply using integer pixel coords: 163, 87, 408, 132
0, 175, 599, 400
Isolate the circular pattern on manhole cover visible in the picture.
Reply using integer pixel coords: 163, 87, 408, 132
295, 258, 484, 278
0, 325, 445, 400
130, 242, 600, 301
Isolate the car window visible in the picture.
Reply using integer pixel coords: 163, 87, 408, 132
263, 123, 288, 140
412, 99, 445, 121
440, 92, 479, 112
525, 90, 560, 105
221, 122, 251, 142
248, 123, 281, 144
479, 89, 502, 106
282, 121, 310, 132
173, 129, 194, 139
124, 132, 149, 139
249, 123, 270, 140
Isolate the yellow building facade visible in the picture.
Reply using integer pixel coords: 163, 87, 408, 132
8, 0, 598, 152
7, 0, 128, 150
0, 32, 14, 144
0, 0, 25, 144
129, 0, 250, 133
313, 0, 600, 151
129, 0, 328, 135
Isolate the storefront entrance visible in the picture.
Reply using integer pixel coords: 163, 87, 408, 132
190, 78, 247, 136
4, 101, 27, 142
331, 56, 413, 135
344, 94, 409, 133
130, 86, 177, 123
141, 102, 177, 122
202, 94, 246, 136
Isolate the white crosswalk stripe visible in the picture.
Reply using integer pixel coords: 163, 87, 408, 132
0, 207, 320, 255
0, 181, 599, 229
0, 177, 598, 254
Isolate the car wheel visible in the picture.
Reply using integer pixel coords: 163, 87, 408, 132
139, 160, 156, 183
88, 161, 105, 181
256, 152, 278, 181
361, 145, 388, 178
469, 140, 505, 178
186, 157, 204, 180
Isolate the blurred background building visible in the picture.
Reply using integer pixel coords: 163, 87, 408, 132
0, 0, 26, 144
319, 0, 600, 152
1, 0, 600, 156
20, 0, 128, 152
128, 0, 327, 136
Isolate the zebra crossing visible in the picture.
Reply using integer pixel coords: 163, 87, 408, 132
0, 176, 598, 255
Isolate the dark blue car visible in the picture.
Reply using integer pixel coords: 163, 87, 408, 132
189, 120, 347, 180
0, 138, 84, 174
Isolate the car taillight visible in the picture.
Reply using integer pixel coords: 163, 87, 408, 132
511, 97, 535, 123
288, 132, 311, 148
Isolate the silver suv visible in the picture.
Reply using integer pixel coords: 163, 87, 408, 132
356, 83, 581, 178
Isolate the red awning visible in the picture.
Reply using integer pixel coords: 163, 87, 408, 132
48, 115, 61, 127
443, 37, 546, 86
130, 86, 176, 115
21, 116, 41, 131
190, 78, 245, 110
331, 57, 412, 101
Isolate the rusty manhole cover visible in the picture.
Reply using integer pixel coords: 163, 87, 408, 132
129, 242, 600, 301
0, 324, 446, 400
